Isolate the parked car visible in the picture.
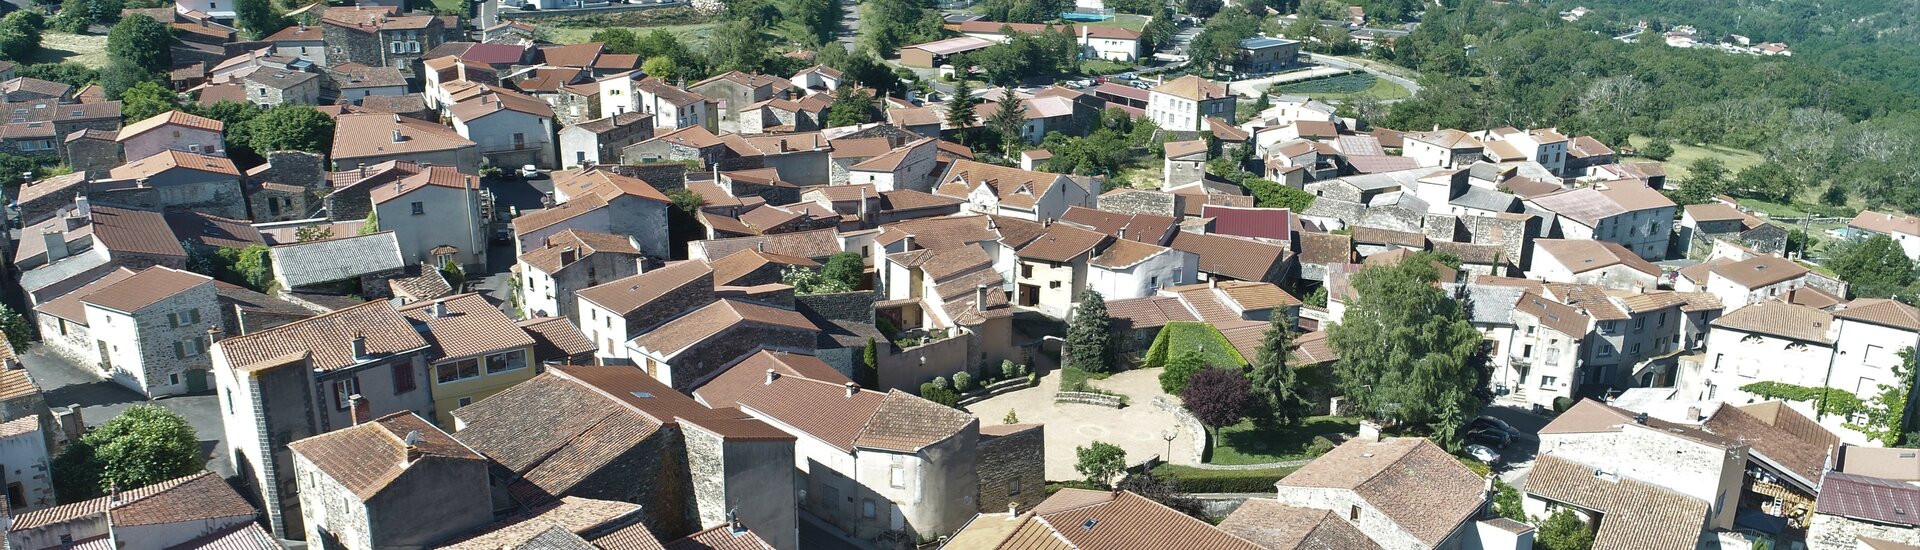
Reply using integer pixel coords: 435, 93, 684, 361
1465, 444, 1501, 463
520, 165, 540, 179
1466, 427, 1512, 449
1470, 415, 1524, 440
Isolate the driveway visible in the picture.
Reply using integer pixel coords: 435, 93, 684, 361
19, 346, 231, 478
965, 367, 1194, 481
1481, 405, 1551, 485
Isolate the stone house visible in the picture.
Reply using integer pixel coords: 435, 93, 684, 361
60, 129, 120, 179
266, 231, 407, 293
636, 77, 716, 132
575, 260, 716, 361
453, 366, 800, 549
517, 229, 645, 320
1680, 203, 1787, 257
738, 97, 826, 135
1537, 399, 1747, 531
65, 267, 220, 398
1146, 75, 1234, 132
1525, 182, 1676, 261
1527, 239, 1662, 291
1506, 291, 1590, 410
558, 112, 654, 169
975, 424, 1045, 514
934, 160, 1092, 222
1805, 470, 1920, 550
0, 98, 121, 156
368, 165, 487, 271
0, 77, 69, 102
105, 150, 248, 219
290, 411, 492, 549
734, 376, 979, 543
243, 70, 322, 106
319, 7, 447, 73
627, 299, 819, 392
1234, 36, 1301, 73
621, 125, 735, 167
3, 472, 263, 550
1268, 437, 1489, 550
331, 112, 479, 172
1471, 127, 1571, 176
324, 159, 422, 222
549, 166, 674, 259
511, 194, 613, 259
116, 110, 224, 160
245, 150, 328, 222
213, 300, 438, 537
397, 293, 536, 427
1162, 139, 1207, 189
953, 489, 1265, 549
688, 71, 794, 134
1522, 454, 1712, 550
1699, 254, 1812, 310
1166, 231, 1290, 284
265, 23, 327, 65
448, 88, 556, 169
327, 65, 409, 103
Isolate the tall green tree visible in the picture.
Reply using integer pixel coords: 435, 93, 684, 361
233, 0, 288, 38
946, 78, 979, 130
52, 406, 200, 498
822, 251, 864, 289
107, 14, 172, 74
1670, 158, 1728, 205
1074, 441, 1126, 487
0, 304, 33, 352
825, 86, 876, 128
1536, 508, 1596, 550
1830, 234, 1915, 298
1848, 347, 1915, 447
861, 337, 879, 388
1065, 290, 1114, 373
118, 81, 178, 121
100, 59, 156, 99
1326, 257, 1482, 428
0, 11, 45, 61
239, 104, 335, 154
706, 19, 768, 74
986, 98, 1028, 158
1247, 314, 1311, 426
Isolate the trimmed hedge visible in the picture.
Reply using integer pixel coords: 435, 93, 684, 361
1143, 322, 1248, 370
1148, 464, 1298, 493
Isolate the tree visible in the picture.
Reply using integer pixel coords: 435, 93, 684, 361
0, 11, 45, 61
1074, 441, 1126, 487
1830, 235, 1915, 298
782, 266, 853, 294
50, 439, 102, 502
706, 19, 768, 74
825, 86, 876, 128
946, 78, 979, 130
1116, 469, 1207, 518
440, 259, 466, 289
20, 62, 99, 88
1735, 161, 1800, 202
214, 245, 273, 292
1185, 0, 1222, 17
642, 57, 680, 81
53, 406, 201, 496
1181, 367, 1251, 448
107, 15, 172, 74
0, 304, 32, 351
239, 104, 335, 154
986, 98, 1028, 158
1326, 257, 1482, 428
1536, 508, 1595, 550
1670, 158, 1728, 204
861, 337, 879, 388
233, 0, 287, 38
1641, 138, 1674, 161
1247, 314, 1311, 426
1065, 290, 1115, 372
294, 225, 332, 242
1158, 349, 1208, 394
1849, 347, 1915, 446
1304, 286, 1327, 307
359, 211, 380, 234
118, 80, 177, 121
1491, 479, 1525, 521
592, 28, 640, 53
822, 251, 864, 290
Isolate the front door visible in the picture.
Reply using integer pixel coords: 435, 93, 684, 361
185, 369, 209, 393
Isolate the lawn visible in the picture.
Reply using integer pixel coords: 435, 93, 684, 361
429, 0, 466, 16
1080, 14, 1150, 32
1208, 416, 1359, 465
1151, 463, 1300, 493
28, 32, 108, 68
1079, 59, 1133, 76
548, 22, 718, 50
1627, 135, 1763, 180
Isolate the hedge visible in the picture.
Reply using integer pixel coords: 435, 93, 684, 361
1148, 464, 1298, 493
1739, 381, 1864, 417
1143, 322, 1248, 370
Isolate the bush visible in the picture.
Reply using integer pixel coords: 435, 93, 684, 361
1306, 436, 1336, 457
1158, 350, 1208, 394
1001, 359, 1017, 380
1552, 396, 1575, 413
953, 371, 974, 393
1150, 464, 1297, 493
932, 376, 950, 390
918, 383, 959, 407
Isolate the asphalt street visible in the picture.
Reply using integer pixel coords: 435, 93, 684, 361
18, 346, 232, 478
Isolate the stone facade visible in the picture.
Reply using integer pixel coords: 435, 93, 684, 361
91, 175, 248, 220
976, 424, 1044, 513
681, 424, 799, 550
660, 322, 816, 392
60, 136, 120, 179
1805, 513, 1920, 550
1458, 214, 1535, 269
795, 291, 875, 323
600, 162, 689, 193
1098, 189, 1180, 218
86, 281, 220, 398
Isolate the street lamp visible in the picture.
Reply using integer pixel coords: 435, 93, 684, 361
1161, 429, 1177, 462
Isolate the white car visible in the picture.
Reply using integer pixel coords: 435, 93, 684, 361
1465, 444, 1501, 464
520, 165, 540, 178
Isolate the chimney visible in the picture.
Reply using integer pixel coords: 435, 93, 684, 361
391, 129, 404, 142
1357, 419, 1382, 442
207, 325, 223, 344
976, 284, 987, 308
64, 208, 86, 232
843, 382, 858, 397
858, 186, 869, 219
1007, 502, 1019, 519
903, 234, 915, 251
351, 332, 368, 359
778, 138, 788, 152
41, 228, 68, 262
728, 511, 746, 535
348, 394, 366, 424
430, 299, 447, 319
987, 218, 997, 230
403, 430, 424, 462
1685, 406, 1702, 421
358, 162, 367, 178
1633, 412, 1649, 424
560, 247, 579, 265
74, 195, 90, 217
765, 368, 779, 384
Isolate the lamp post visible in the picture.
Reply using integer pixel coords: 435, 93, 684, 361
1161, 429, 1177, 462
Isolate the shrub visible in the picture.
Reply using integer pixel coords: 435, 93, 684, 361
1150, 464, 1297, 493
1004, 409, 1019, 424
953, 371, 975, 393
920, 385, 959, 407
932, 376, 950, 390
1001, 359, 1017, 380
1017, 363, 1031, 377
1306, 436, 1336, 457
1552, 396, 1575, 413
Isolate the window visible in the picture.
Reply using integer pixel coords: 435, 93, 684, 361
1020, 264, 1033, 278
1008, 478, 1022, 496
1349, 505, 1361, 521
486, 352, 522, 374
1633, 318, 1645, 331
411, 202, 425, 215
393, 362, 416, 393
1658, 311, 1667, 327
168, 312, 179, 327
1630, 343, 1642, 355
1597, 344, 1612, 357
226, 393, 234, 414
437, 359, 480, 384
458, 396, 472, 407
889, 465, 906, 488
333, 376, 362, 410
862, 499, 876, 518
1541, 375, 1558, 388
169, 373, 180, 385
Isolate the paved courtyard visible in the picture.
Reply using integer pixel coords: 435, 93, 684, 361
18, 345, 231, 478
966, 367, 1195, 481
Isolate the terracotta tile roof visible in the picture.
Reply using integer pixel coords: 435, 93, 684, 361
1786, 285, 1843, 310
1703, 401, 1837, 487
663, 523, 777, 550
1218, 499, 1384, 550
117, 110, 222, 141
1858, 536, 1920, 550
709, 248, 818, 286
398, 293, 535, 360
333, 113, 475, 160
630, 299, 816, 358
75, 205, 189, 259
33, 268, 135, 324
855, 389, 975, 452
289, 412, 482, 501
1541, 399, 1739, 448
880, 189, 962, 211
1060, 206, 1175, 243
1106, 296, 1200, 329
1016, 223, 1108, 262
449, 87, 556, 121
875, 215, 1003, 251
1291, 329, 1337, 364
1818, 470, 1920, 527
441, 497, 643, 549
387, 264, 452, 301
636, 77, 709, 107
1298, 232, 1354, 265
518, 316, 595, 362
368, 165, 478, 204
217, 300, 428, 372
1613, 290, 1688, 313
1168, 232, 1287, 282
696, 228, 842, 260
576, 259, 712, 316
1089, 238, 1170, 269
1164, 139, 1207, 160
1350, 226, 1428, 248
1530, 184, 1673, 227
1684, 203, 1746, 223
591, 521, 668, 550
1217, 280, 1300, 310
320, 6, 438, 32
1849, 210, 1920, 238
1004, 489, 1264, 550
1276, 438, 1485, 547
1711, 300, 1835, 344
1834, 298, 1920, 331
1524, 454, 1710, 550
1405, 129, 1482, 149
736, 376, 886, 452
1533, 239, 1661, 277
9, 471, 256, 532
521, 229, 642, 274
79, 266, 211, 313
694, 350, 849, 409
110, 150, 241, 179
1152, 75, 1230, 101
166, 210, 265, 250
454, 373, 659, 502
537, 42, 604, 68
851, 137, 935, 172
513, 192, 609, 236
936, 159, 1067, 210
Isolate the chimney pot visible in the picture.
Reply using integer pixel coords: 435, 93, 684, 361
560, 247, 579, 265
431, 300, 447, 318
843, 382, 858, 397
765, 368, 779, 384
1686, 406, 1701, 421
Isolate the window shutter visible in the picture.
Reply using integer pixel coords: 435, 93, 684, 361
189, 309, 201, 324
167, 313, 179, 327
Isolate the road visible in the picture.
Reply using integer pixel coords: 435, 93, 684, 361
1305, 52, 1421, 96
1480, 405, 1551, 486
19, 346, 232, 478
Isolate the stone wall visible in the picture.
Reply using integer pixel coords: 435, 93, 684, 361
325, 183, 373, 222
61, 138, 120, 179
795, 291, 875, 323
1151, 395, 1206, 464
603, 162, 691, 193
623, 273, 717, 335
976, 425, 1045, 514
1459, 214, 1533, 270
574, 429, 699, 541
683, 424, 728, 530
670, 324, 816, 392
256, 151, 328, 190
1098, 188, 1179, 218
1806, 513, 1920, 550
92, 178, 248, 220
877, 334, 972, 392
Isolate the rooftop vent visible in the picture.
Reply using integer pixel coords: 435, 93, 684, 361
1081, 519, 1097, 531
630, 391, 653, 399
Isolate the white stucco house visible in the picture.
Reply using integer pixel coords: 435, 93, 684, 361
1528, 239, 1663, 291
369, 165, 487, 271
1146, 75, 1234, 132
1847, 210, 1920, 260
1702, 254, 1810, 311
448, 89, 557, 170
1526, 182, 1676, 261
933, 159, 1091, 222
1085, 239, 1195, 301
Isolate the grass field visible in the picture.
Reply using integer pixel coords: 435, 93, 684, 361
549, 22, 718, 49
1271, 72, 1410, 101
1208, 416, 1359, 465
429, 0, 466, 16
1080, 14, 1150, 32
28, 33, 108, 68
1627, 135, 1764, 181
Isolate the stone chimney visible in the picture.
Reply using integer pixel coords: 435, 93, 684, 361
1007, 502, 1019, 519
403, 430, 424, 462
207, 326, 223, 347
358, 162, 368, 178
765, 369, 779, 384
348, 394, 366, 425
430, 299, 448, 319
1686, 406, 1702, 421
976, 284, 988, 308
1357, 419, 1382, 442
903, 234, 915, 251
41, 227, 68, 262
843, 382, 859, 398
